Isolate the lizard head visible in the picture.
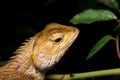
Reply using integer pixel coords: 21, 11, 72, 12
32, 23, 79, 72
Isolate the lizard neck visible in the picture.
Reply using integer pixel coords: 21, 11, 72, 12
1, 37, 45, 79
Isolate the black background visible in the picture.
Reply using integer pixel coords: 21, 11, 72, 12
0, 0, 120, 80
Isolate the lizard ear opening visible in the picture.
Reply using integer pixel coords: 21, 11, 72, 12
39, 52, 46, 58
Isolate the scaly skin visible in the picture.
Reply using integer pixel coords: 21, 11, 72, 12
0, 23, 79, 80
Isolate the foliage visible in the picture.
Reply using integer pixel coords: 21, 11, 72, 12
70, 0, 120, 61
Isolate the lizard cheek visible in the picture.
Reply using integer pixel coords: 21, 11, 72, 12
38, 52, 46, 58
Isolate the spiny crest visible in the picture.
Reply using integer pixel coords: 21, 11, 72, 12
2, 37, 40, 67
0, 36, 39, 72
14, 37, 36, 54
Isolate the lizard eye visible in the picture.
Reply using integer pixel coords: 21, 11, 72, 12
49, 32, 64, 43
54, 37, 62, 42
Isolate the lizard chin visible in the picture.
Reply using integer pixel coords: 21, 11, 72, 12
34, 55, 59, 73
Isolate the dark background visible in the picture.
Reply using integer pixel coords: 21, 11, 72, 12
0, 0, 120, 80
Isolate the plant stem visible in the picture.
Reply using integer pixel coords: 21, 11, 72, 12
115, 35, 120, 59
47, 68, 120, 80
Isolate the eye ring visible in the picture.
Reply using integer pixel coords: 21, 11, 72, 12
49, 32, 64, 43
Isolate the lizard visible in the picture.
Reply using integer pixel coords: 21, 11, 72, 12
0, 23, 79, 80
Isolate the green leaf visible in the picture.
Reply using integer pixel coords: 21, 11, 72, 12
70, 9, 117, 24
86, 35, 113, 60
97, 0, 119, 9
114, 26, 120, 34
